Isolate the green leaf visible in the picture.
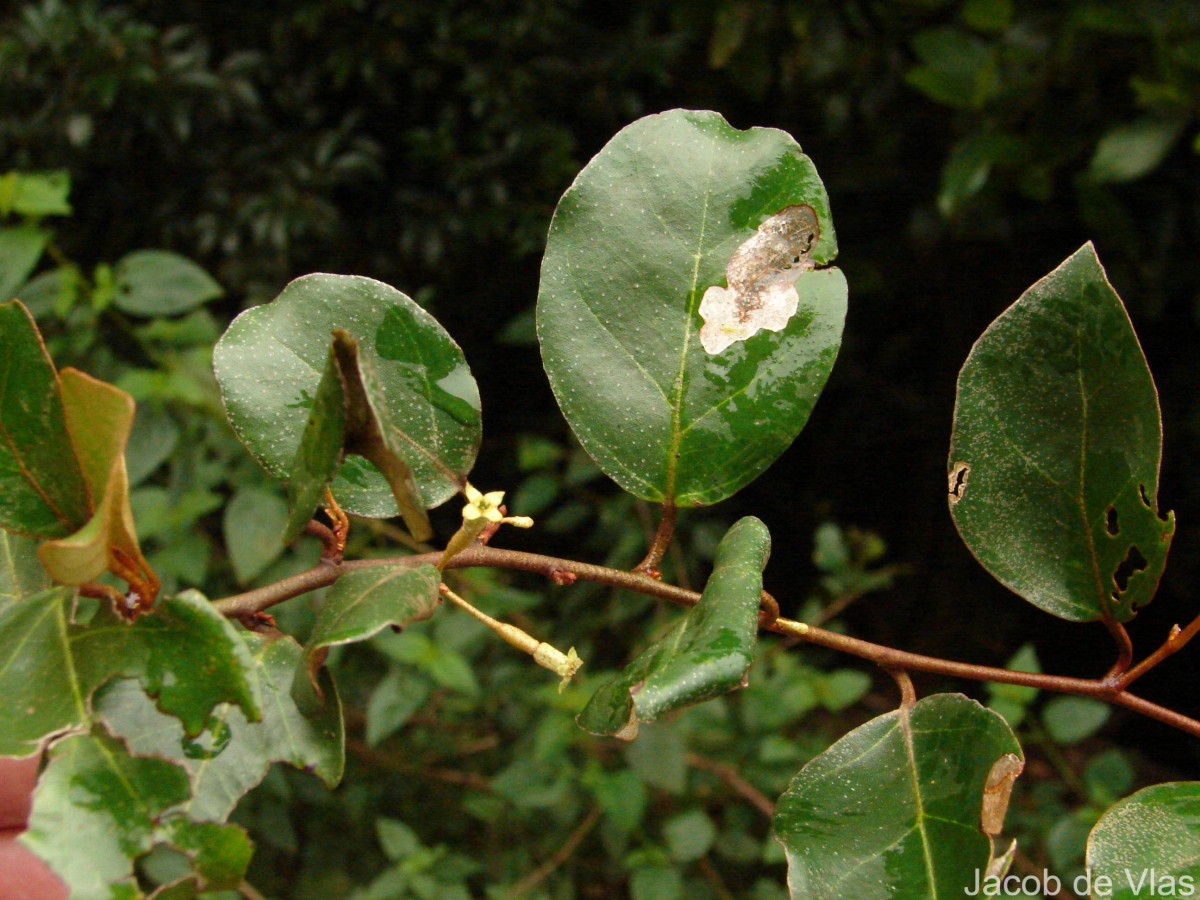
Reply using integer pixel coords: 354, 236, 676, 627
1089, 117, 1187, 184
664, 808, 717, 862
0, 170, 72, 217
284, 344, 346, 541
98, 630, 344, 822
1087, 783, 1200, 900
365, 667, 430, 746
937, 131, 1023, 217
125, 403, 180, 486
21, 729, 191, 899
159, 818, 254, 892
961, 0, 1013, 32
213, 273, 481, 517
1042, 695, 1110, 744
331, 329, 432, 541
773, 693, 1022, 899
986, 643, 1040, 728
0, 225, 48, 300
223, 487, 288, 585
0, 301, 91, 538
300, 563, 441, 692
949, 244, 1174, 622
0, 587, 259, 756
906, 28, 999, 110
0, 530, 50, 612
577, 516, 770, 738
537, 110, 845, 507
111, 250, 224, 317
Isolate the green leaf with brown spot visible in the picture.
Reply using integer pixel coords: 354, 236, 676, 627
774, 694, 1022, 898
537, 110, 845, 507
214, 274, 480, 518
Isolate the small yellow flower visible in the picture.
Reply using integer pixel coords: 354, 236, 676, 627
462, 484, 505, 523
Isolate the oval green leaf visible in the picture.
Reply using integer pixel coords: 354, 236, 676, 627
112, 249, 224, 317
949, 243, 1174, 622
213, 274, 481, 517
577, 516, 770, 739
1087, 782, 1200, 900
300, 562, 442, 694
537, 110, 846, 507
774, 693, 1022, 899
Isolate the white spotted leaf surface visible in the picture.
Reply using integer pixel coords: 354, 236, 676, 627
537, 110, 846, 507
948, 243, 1174, 622
214, 274, 480, 518
1087, 782, 1200, 900
576, 516, 768, 739
773, 693, 1022, 899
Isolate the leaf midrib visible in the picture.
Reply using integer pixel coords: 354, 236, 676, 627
664, 133, 718, 503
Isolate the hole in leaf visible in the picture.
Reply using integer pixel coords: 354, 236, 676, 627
948, 462, 970, 504
1105, 506, 1119, 536
1139, 483, 1151, 506
1113, 545, 1148, 593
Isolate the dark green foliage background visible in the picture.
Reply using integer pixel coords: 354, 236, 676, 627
3, 0, 1199, 895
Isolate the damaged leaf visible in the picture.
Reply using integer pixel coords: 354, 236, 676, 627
538, 109, 846, 507
981, 753, 1023, 835
774, 693, 1022, 898
0, 587, 259, 757
949, 243, 1174, 622
699, 204, 820, 354
38, 369, 157, 609
576, 516, 769, 739
98, 630, 344, 823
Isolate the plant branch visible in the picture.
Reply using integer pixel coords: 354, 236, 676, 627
1101, 617, 1134, 679
210, 545, 1200, 738
686, 752, 775, 819
508, 807, 602, 896
1116, 608, 1200, 690
634, 501, 677, 577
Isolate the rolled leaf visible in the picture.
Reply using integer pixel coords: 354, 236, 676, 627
577, 516, 769, 739
214, 273, 480, 517
38, 369, 157, 607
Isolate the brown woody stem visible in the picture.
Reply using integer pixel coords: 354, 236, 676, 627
210, 545, 1200, 739
634, 502, 677, 576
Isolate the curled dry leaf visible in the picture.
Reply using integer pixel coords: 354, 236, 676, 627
981, 752, 1023, 836
699, 204, 820, 354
